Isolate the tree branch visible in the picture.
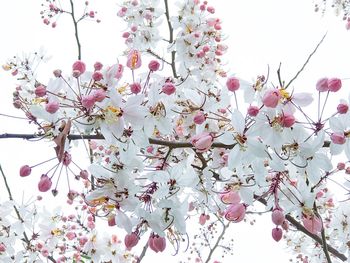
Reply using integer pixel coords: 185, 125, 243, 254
164, 0, 177, 79
136, 243, 148, 263
69, 0, 82, 60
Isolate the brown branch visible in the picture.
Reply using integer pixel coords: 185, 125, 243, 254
164, 0, 177, 78
69, 0, 82, 60
256, 195, 346, 262
136, 243, 148, 263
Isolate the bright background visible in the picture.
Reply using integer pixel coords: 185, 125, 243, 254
0, 0, 350, 262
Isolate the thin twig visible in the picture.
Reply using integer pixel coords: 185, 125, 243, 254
69, 0, 82, 60
164, 0, 177, 78
285, 33, 327, 89
137, 243, 148, 263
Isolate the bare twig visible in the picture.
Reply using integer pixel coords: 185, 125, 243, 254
164, 0, 177, 78
69, 0, 82, 60
137, 243, 149, 263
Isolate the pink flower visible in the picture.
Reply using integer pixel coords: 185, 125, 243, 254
247, 105, 259, 117
262, 89, 280, 108
225, 203, 246, 222
72, 60, 86, 76
66, 232, 76, 240
328, 78, 342, 92
280, 113, 295, 128
272, 227, 283, 242
38, 175, 52, 192
316, 78, 329, 92
20, 165, 31, 177
226, 77, 240, 92
162, 82, 176, 95
220, 191, 240, 204
35, 85, 46, 97
92, 89, 106, 102
92, 71, 103, 81
124, 233, 139, 250
337, 103, 349, 114
79, 236, 88, 246
190, 132, 214, 152
81, 95, 96, 110
130, 82, 142, 94
271, 209, 285, 226
330, 132, 346, 144
148, 60, 160, 72
148, 234, 166, 253
193, 111, 206, 124
126, 50, 142, 70
45, 101, 59, 114
302, 215, 322, 234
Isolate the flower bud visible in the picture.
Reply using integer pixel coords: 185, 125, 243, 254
272, 227, 283, 242
148, 60, 160, 72
337, 162, 346, 170
302, 215, 322, 234
190, 132, 213, 152
72, 60, 86, 76
247, 105, 259, 117
271, 209, 285, 226
81, 95, 96, 110
337, 103, 348, 114
53, 69, 62, 78
193, 111, 206, 125
328, 78, 342, 92
80, 170, 89, 179
316, 77, 329, 92
226, 77, 240, 92
35, 85, 47, 97
0, 243, 6, 252
262, 89, 280, 108
38, 175, 52, 192
130, 82, 142, 94
94, 62, 103, 71
199, 213, 207, 225
45, 101, 59, 114
92, 71, 103, 81
124, 233, 139, 250
220, 191, 240, 204
148, 234, 166, 253
20, 165, 31, 177
330, 132, 346, 145
92, 89, 106, 102
108, 216, 116, 226
225, 203, 246, 223
281, 113, 295, 128
162, 82, 176, 95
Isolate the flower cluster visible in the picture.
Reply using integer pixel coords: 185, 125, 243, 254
3, 0, 350, 262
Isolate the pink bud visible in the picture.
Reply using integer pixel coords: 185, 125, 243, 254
225, 203, 246, 223
94, 62, 103, 71
302, 215, 322, 234
35, 85, 47, 97
316, 78, 329, 92
226, 77, 240, 92
151, 235, 166, 253
220, 191, 241, 204
202, 45, 210, 52
337, 162, 346, 170
122, 32, 130, 38
199, 213, 207, 225
108, 216, 116, 226
72, 60, 86, 76
271, 209, 285, 226
126, 50, 142, 70
247, 105, 259, 117
124, 233, 139, 250
62, 152, 72, 166
20, 165, 31, 177
89, 11, 95, 18
80, 170, 89, 179
130, 82, 142, 94
92, 89, 106, 102
0, 243, 5, 252
38, 175, 52, 192
79, 236, 88, 246
45, 101, 59, 114
330, 132, 346, 144
193, 111, 206, 125
148, 60, 160, 72
281, 113, 295, 128
92, 71, 103, 81
207, 6, 215, 13
66, 232, 76, 240
81, 95, 96, 110
131, 25, 138, 32
190, 132, 214, 152
337, 103, 348, 114
262, 89, 280, 108
272, 227, 283, 242
53, 69, 62, 77
162, 82, 176, 95
346, 20, 350, 30
328, 78, 342, 92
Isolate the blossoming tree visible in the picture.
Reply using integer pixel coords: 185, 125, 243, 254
1, 0, 350, 262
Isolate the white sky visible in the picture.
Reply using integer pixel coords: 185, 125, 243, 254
0, 0, 350, 262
